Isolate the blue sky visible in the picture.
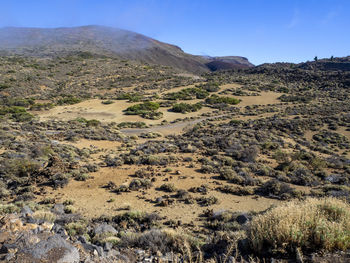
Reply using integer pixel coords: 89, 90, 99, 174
1, 0, 349, 65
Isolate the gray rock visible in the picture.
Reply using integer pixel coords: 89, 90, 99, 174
155, 197, 163, 203
52, 204, 65, 215
52, 224, 69, 239
135, 249, 145, 255
325, 174, 340, 183
26, 216, 38, 224
95, 246, 105, 257
104, 242, 112, 251
82, 243, 97, 252
78, 235, 88, 244
5, 253, 15, 261
93, 224, 118, 236
20, 206, 33, 217
24, 235, 80, 263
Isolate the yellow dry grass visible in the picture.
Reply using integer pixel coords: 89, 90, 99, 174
249, 197, 350, 254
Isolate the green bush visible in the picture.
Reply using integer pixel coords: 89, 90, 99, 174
29, 103, 54, 111
171, 102, 202, 113
101, 100, 114, 105
205, 95, 240, 105
164, 87, 209, 100
116, 92, 144, 102
159, 183, 177, 192
124, 101, 162, 119
74, 117, 100, 127
196, 82, 220, 92
117, 122, 148, 128
125, 101, 160, 114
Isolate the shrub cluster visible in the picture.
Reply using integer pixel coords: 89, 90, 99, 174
124, 101, 163, 119
171, 102, 202, 113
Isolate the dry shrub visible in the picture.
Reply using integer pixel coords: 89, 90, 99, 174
120, 228, 200, 255
248, 197, 350, 255
32, 210, 56, 223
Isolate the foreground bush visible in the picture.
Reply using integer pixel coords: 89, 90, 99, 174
248, 197, 350, 255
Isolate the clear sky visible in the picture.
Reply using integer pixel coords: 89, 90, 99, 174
1, 0, 349, 65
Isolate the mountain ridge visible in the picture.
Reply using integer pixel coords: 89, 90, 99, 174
0, 25, 254, 73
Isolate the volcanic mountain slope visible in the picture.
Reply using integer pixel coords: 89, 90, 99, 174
0, 25, 253, 73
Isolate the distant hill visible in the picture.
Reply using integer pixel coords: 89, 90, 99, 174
0, 25, 253, 73
204, 56, 253, 71
254, 56, 350, 72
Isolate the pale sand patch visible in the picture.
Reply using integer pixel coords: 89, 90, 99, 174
64, 139, 123, 150
40, 165, 280, 224
235, 91, 282, 107
33, 98, 214, 125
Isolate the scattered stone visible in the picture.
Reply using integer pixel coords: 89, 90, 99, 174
93, 224, 118, 236
52, 204, 65, 215
20, 206, 33, 217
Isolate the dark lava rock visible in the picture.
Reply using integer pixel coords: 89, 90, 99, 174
236, 214, 250, 225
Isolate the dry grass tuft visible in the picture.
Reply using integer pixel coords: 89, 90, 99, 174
248, 197, 350, 255
32, 210, 56, 223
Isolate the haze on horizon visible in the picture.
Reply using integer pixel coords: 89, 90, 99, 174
1, 0, 349, 65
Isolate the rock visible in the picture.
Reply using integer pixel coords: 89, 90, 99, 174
325, 174, 340, 184
0, 243, 17, 254
236, 214, 249, 225
104, 242, 112, 251
52, 224, 69, 239
78, 235, 88, 244
23, 235, 80, 263
52, 204, 65, 215
20, 206, 33, 217
4, 253, 15, 261
155, 197, 163, 203
93, 224, 118, 236
95, 246, 105, 257
82, 243, 97, 252
41, 222, 54, 231
26, 216, 38, 224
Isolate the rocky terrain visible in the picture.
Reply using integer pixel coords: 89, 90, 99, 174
0, 28, 349, 262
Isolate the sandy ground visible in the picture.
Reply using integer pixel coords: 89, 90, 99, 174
33, 82, 282, 126
41, 165, 280, 224
34, 84, 288, 224
33, 98, 214, 125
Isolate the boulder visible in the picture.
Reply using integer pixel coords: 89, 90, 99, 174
22, 235, 80, 263
93, 224, 118, 236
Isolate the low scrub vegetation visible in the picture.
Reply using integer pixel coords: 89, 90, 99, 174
164, 87, 209, 100
205, 94, 240, 105
171, 102, 202, 113
124, 101, 162, 119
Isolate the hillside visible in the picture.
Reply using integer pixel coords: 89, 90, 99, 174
0, 52, 349, 262
0, 25, 253, 73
